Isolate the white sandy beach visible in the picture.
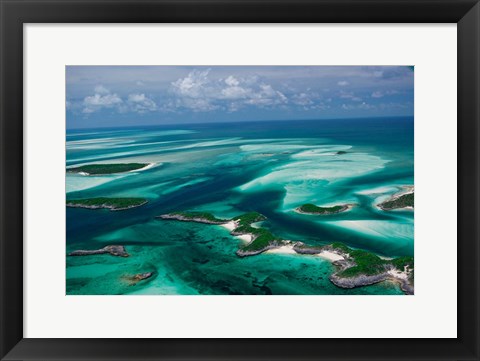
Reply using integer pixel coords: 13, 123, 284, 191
265, 245, 345, 261
399, 185, 414, 194
386, 185, 414, 201
220, 220, 238, 231
317, 251, 345, 262
130, 162, 157, 173
220, 221, 252, 243
236, 234, 253, 243
265, 245, 297, 254
374, 185, 414, 211
370, 185, 414, 208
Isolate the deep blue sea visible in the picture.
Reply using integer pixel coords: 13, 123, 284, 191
66, 117, 413, 295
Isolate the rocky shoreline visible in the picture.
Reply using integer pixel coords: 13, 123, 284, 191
67, 201, 148, 211
158, 213, 227, 224
68, 245, 129, 257
378, 186, 414, 211
235, 241, 285, 257
292, 243, 324, 254
395, 277, 414, 295
330, 264, 389, 288
294, 203, 354, 215
330, 267, 414, 295
326, 249, 414, 295
125, 271, 154, 285
273, 242, 414, 295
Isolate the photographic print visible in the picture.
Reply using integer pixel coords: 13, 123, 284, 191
66, 66, 414, 295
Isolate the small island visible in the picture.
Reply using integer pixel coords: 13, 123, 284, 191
158, 211, 227, 224
326, 243, 414, 295
125, 272, 154, 285
68, 245, 129, 257
295, 203, 353, 215
66, 197, 148, 211
67, 163, 151, 175
378, 188, 414, 210
294, 242, 414, 294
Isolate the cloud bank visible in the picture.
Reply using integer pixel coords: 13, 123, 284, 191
66, 66, 414, 127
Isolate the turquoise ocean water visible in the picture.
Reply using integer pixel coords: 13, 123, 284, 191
66, 117, 413, 295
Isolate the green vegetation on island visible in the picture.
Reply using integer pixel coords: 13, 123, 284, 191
329, 242, 350, 253
327, 242, 414, 294
232, 212, 266, 225
391, 256, 415, 284
66, 197, 148, 211
330, 242, 413, 278
379, 192, 414, 210
296, 241, 395, 278
173, 211, 227, 223
390, 256, 414, 272
67, 163, 149, 175
159, 211, 227, 224
231, 212, 280, 254
296, 203, 350, 215
334, 246, 386, 277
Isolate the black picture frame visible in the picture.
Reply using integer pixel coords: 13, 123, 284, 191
1, 1, 479, 360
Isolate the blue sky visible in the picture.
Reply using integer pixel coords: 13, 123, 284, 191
66, 66, 414, 129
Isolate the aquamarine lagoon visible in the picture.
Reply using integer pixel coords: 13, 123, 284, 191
66, 117, 414, 295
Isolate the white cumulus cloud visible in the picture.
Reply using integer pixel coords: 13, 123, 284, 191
225, 75, 240, 87
127, 93, 157, 113
82, 87, 123, 113
169, 69, 288, 112
82, 86, 157, 114
171, 69, 211, 99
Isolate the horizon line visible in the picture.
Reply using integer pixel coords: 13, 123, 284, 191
66, 114, 414, 131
